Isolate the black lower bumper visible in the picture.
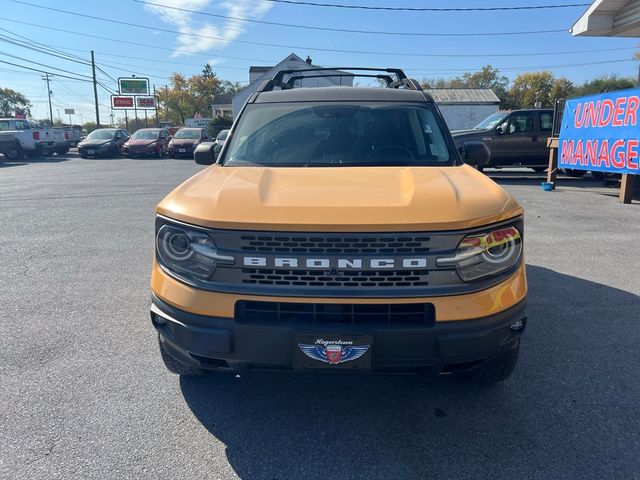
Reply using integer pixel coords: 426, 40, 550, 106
151, 295, 526, 374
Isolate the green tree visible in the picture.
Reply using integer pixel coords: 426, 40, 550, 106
0, 87, 31, 117
575, 75, 636, 96
508, 71, 564, 108
157, 70, 223, 125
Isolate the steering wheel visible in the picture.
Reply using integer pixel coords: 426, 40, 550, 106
366, 145, 415, 161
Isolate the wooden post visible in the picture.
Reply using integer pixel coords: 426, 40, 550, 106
546, 137, 559, 184
620, 174, 636, 204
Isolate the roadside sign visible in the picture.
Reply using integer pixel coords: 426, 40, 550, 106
64, 108, 75, 115
135, 96, 157, 109
111, 95, 134, 109
559, 88, 640, 175
185, 117, 212, 128
118, 77, 150, 95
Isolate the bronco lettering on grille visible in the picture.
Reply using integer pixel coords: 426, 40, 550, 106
243, 256, 427, 269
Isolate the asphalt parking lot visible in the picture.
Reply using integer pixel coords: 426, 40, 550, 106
1, 152, 639, 480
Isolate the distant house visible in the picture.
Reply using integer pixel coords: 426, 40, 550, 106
211, 94, 232, 118
231, 53, 354, 117
426, 88, 501, 131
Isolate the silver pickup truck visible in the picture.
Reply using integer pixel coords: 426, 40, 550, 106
0, 118, 55, 160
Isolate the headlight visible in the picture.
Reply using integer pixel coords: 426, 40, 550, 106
437, 225, 522, 282
147, 141, 157, 147
168, 140, 173, 147
156, 221, 232, 281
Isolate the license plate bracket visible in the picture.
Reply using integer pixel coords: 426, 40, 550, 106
294, 333, 373, 370
87, 149, 95, 155
178, 148, 186, 153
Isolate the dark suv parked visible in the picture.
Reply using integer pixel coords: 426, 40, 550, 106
451, 109, 554, 171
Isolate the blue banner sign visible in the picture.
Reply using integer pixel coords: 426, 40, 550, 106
559, 88, 640, 175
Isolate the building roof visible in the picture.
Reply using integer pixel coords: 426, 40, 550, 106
212, 94, 233, 105
571, 0, 640, 37
249, 66, 272, 73
425, 88, 500, 104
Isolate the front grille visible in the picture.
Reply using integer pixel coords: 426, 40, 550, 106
236, 301, 435, 326
239, 234, 431, 254
241, 268, 429, 287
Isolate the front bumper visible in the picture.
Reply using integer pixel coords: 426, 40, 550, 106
168, 145, 195, 157
151, 294, 526, 374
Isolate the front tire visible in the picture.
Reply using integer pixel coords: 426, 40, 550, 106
54, 146, 69, 155
158, 335, 205, 376
468, 340, 520, 385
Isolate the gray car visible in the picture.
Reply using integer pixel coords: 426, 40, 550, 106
451, 109, 554, 172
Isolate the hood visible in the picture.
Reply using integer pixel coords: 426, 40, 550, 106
171, 138, 198, 146
157, 165, 523, 232
128, 138, 157, 146
450, 128, 490, 138
80, 138, 113, 147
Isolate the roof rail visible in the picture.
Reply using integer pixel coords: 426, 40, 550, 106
257, 67, 422, 93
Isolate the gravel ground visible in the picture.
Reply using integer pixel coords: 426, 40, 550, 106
1, 153, 638, 480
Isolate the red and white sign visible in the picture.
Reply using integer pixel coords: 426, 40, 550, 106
111, 96, 134, 109
135, 96, 157, 109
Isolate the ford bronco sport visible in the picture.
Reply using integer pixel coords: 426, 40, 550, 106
150, 68, 527, 383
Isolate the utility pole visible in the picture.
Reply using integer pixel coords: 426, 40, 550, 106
153, 84, 159, 127
91, 50, 100, 128
42, 73, 54, 125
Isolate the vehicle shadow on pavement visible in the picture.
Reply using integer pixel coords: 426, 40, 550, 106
0, 156, 68, 167
179, 265, 640, 479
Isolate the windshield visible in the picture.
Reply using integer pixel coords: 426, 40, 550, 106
132, 129, 160, 139
221, 103, 452, 167
86, 129, 116, 139
174, 129, 200, 139
216, 130, 229, 141
474, 112, 508, 130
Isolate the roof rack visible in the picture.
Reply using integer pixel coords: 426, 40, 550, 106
257, 67, 422, 93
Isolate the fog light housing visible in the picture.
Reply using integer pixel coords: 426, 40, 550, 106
154, 314, 167, 325
510, 319, 525, 331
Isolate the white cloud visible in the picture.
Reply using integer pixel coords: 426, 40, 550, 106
143, 0, 272, 57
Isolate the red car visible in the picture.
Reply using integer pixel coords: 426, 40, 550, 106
168, 128, 210, 158
123, 128, 170, 158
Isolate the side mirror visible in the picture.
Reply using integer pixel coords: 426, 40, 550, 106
461, 141, 490, 167
495, 126, 504, 135
194, 141, 216, 165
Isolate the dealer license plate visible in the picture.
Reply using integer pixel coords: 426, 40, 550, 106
87, 149, 95, 155
179, 148, 186, 153
294, 334, 372, 370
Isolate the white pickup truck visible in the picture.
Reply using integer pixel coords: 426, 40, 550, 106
0, 118, 55, 160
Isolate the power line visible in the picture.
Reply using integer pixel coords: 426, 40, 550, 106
0, 59, 93, 82
11, 0, 568, 59
3, 22, 636, 64
0, 17, 276, 63
406, 58, 637, 74
263, 0, 589, 11
135, 0, 567, 37
0, 50, 93, 79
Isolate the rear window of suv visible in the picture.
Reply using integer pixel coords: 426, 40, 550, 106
221, 103, 453, 167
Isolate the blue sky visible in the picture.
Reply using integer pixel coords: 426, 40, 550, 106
2, 0, 638, 123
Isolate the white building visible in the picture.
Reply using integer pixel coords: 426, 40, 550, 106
426, 88, 501, 131
232, 53, 354, 117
